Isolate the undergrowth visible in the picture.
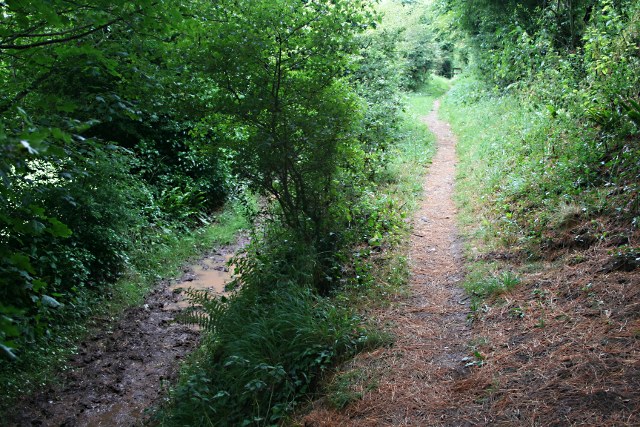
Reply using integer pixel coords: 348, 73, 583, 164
0, 202, 250, 412
441, 73, 639, 312
166, 283, 386, 426
158, 82, 437, 426
443, 75, 639, 250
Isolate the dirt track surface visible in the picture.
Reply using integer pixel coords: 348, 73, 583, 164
8, 238, 245, 427
302, 100, 471, 425
301, 100, 640, 426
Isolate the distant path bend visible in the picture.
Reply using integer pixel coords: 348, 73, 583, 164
304, 99, 470, 426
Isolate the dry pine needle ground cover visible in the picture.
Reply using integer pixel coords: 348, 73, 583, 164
453, 224, 640, 426
297, 101, 640, 426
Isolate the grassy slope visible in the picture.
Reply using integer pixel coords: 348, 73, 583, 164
0, 202, 250, 411
439, 77, 639, 425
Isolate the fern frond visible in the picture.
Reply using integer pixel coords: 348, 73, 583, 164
175, 289, 228, 332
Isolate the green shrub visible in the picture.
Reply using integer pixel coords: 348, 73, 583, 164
0, 144, 151, 356
165, 283, 378, 426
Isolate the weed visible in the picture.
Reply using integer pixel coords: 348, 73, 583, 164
550, 202, 586, 229
462, 337, 490, 367
468, 336, 489, 349
464, 270, 521, 300
532, 288, 549, 299
327, 368, 381, 410
509, 306, 525, 319
164, 282, 384, 426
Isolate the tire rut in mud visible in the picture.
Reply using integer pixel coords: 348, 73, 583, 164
9, 237, 247, 427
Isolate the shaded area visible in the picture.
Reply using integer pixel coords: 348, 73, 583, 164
8, 237, 246, 426
446, 229, 640, 426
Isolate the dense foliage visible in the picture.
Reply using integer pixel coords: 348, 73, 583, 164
440, 0, 640, 246
0, 1, 230, 359
160, 1, 444, 424
1, 0, 444, 421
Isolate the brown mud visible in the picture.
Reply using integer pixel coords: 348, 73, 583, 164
8, 236, 247, 427
302, 100, 471, 425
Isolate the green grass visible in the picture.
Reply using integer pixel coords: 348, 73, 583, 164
0, 201, 251, 412
439, 74, 640, 309
406, 74, 451, 116
464, 267, 521, 311
327, 367, 381, 410
158, 80, 442, 425
319, 80, 445, 410
441, 74, 637, 254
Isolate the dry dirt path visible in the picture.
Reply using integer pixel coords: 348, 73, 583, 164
8, 237, 246, 427
303, 100, 471, 426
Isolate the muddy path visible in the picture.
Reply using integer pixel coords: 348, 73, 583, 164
302, 100, 471, 425
8, 236, 247, 427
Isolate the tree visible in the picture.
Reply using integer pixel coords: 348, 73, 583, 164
0, 0, 219, 358
196, 0, 376, 243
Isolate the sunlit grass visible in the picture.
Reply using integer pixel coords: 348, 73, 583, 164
406, 74, 451, 116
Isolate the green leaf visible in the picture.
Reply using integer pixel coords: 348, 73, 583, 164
32, 279, 47, 292
41, 295, 62, 309
28, 220, 47, 235
47, 218, 73, 238
9, 253, 35, 274
0, 344, 18, 361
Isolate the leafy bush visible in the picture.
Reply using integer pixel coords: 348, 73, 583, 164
166, 283, 379, 426
0, 144, 150, 358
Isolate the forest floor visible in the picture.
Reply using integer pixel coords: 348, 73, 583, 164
301, 100, 473, 425
7, 236, 248, 427
300, 100, 640, 426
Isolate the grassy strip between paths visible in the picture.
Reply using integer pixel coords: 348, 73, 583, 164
157, 81, 441, 426
0, 202, 251, 412
303, 79, 446, 417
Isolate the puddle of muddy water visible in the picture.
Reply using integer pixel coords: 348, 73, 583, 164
165, 253, 235, 311
8, 238, 248, 427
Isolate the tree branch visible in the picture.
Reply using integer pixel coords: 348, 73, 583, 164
0, 70, 54, 115
0, 17, 121, 51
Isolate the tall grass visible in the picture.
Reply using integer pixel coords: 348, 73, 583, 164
442, 76, 598, 250
164, 284, 384, 426
439, 74, 640, 309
